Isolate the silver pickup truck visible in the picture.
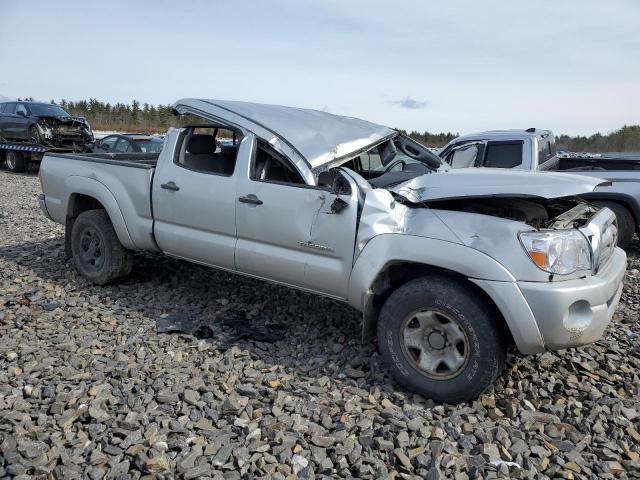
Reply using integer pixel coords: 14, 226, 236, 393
440, 129, 640, 248
38, 99, 626, 403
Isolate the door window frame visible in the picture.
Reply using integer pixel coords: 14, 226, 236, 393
15, 103, 29, 117
249, 139, 323, 191
172, 125, 242, 178
114, 137, 134, 153
480, 140, 524, 168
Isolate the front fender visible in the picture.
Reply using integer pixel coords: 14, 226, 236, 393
347, 234, 546, 352
347, 234, 515, 311
64, 175, 135, 249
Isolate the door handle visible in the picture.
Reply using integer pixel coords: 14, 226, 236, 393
161, 181, 180, 191
238, 194, 263, 205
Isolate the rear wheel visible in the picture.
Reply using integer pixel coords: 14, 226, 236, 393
5, 151, 25, 173
377, 275, 507, 404
71, 209, 133, 285
592, 201, 635, 249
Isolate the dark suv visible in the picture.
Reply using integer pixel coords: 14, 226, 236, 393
0, 101, 93, 150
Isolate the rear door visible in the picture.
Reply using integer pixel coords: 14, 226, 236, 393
235, 141, 359, 298
151, 128, 244, 270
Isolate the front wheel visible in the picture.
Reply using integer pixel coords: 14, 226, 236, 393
71, 209, 133, 285
377, 275, 507, 404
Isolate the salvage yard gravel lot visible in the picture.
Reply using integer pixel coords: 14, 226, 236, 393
0, 169, 639, 479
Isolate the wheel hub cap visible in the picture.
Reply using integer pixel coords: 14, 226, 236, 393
80, 227, 104, 271
426, 330, 446, 350
401, 310, 470, 380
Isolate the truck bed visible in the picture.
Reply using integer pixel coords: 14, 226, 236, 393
557, 152, 640, 171
45, 152, 160, 169
39, 151, 159, 252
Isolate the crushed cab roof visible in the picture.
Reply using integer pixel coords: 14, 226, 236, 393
172, 98, 396, 169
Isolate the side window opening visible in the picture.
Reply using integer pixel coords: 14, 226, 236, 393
176, 126, 242, 176
252, 142, 305, 185
16, 103, 28, 116
538, 136, 556, 165
483, 142, 523, 168
449, 144, 479, 168
100, 136, 119, 150
115, 138, 133, 153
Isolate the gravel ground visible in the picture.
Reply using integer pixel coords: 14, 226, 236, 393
0, 169, 639, 479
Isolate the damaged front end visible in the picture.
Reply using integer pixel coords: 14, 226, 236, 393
427, 196, 617, 276
350, 166, 618, 282
36, 116, 94, 152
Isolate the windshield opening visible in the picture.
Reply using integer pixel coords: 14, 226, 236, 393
334, 134, 445, 188
29, 103, 71, 117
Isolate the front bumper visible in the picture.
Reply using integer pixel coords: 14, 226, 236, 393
518, 247, 626, 350
472, 247, 627, 354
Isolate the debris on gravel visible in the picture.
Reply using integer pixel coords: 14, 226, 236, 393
0, 170, 639, 479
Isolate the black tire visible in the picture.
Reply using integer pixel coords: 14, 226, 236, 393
5, 151, 25, 173
592, 201, 635, 249
377, 275, 507, 404
29, 126, 42, 145
70, 209, 133, 285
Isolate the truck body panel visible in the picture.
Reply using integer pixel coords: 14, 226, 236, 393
39, 100, 626, 361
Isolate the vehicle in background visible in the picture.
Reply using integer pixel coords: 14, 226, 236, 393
38, 100, 626, 403
0, 101, 94, 172
440, 129, 640, 248
90, 133, 164, 154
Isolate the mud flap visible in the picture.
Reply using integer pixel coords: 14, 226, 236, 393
65, 216, 73, 260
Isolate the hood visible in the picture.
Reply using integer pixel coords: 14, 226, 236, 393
40, 115, 88, 124
387, 168, 607, 203
172, 98, 395, 169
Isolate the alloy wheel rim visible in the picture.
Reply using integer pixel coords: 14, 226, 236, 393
400, 309, 470, 380
6, 154, 15, 170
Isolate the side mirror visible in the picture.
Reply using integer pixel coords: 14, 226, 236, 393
317, 170, 352, 196
17, 110, 28, 117
332, 172, 352, 196
317, 171, 335, 191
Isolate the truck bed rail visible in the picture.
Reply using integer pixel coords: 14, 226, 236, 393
45, 152, 159, 169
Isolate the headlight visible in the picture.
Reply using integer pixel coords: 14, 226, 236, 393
519, 230, 592, 274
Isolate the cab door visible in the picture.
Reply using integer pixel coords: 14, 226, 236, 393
13, 103, 31, 140
235, 141, 359, 299
152, 128, 246, 270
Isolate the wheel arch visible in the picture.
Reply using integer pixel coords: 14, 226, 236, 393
359, 261, 514, 347
64, 177, 135, 258
349, 235, 518, 344
581, 192, 640, 233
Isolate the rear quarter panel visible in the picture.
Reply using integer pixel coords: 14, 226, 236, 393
40, 154, 159, 251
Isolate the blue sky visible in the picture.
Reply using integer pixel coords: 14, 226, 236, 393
1, 0, 638, 135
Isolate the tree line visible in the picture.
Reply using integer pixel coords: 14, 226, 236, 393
17, 98, 640, 151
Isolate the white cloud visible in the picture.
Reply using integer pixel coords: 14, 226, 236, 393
390, 97, 428, 110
